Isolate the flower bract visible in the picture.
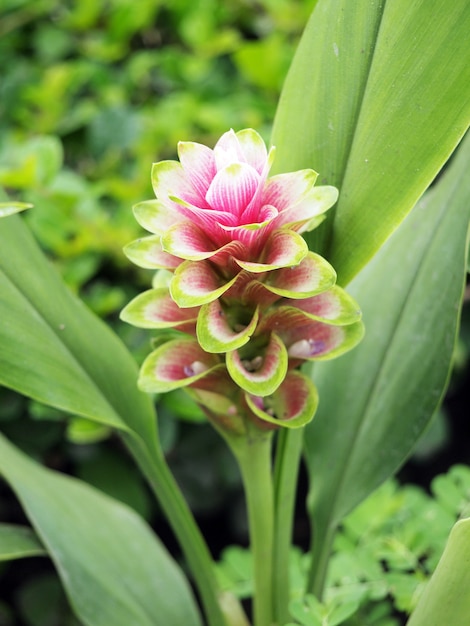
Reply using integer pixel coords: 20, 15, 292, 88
122, 128, 364, 432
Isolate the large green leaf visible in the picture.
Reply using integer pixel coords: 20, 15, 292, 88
303, 132, 470, 593
272, 0, 470, 284
0, 215, 156, 446
0, 432, 202, 626
406, 518, 470, 626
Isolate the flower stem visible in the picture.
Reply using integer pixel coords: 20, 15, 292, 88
272, 428, 304, 624
229, 430, 275, 626
124, 433, 230, 626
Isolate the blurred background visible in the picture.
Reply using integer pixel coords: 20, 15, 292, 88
0, 1, 468, 624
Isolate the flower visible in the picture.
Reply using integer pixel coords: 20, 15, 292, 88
121, 129, 364, 431
124, 129, 338, 303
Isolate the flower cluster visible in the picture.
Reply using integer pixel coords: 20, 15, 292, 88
121, 129, 363, 432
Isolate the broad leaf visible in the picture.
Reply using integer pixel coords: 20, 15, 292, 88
0, 524, 46, 561
272, 0, 470, 284
304, 132, 470, 591
406, 518, 470, 626
0, 215, 156, 446
0, 432, 202, 626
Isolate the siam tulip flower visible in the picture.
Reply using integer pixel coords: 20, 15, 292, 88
121, 129, 364, 431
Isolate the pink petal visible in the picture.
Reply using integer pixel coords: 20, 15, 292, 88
170, 259, 240, 307
206, 162, 261, 217
235, 229, 308, 273
165, 197, 238, 233
271, 185, 339, 232
277, 318, 364, 363
162, 221, 217, 260
120, 288, 198, 331
213, 129, 245, 169
208, 240, 250, 270
178, 141, 216, 199
263, 251, 336, 298
245, 370, 318, 428
283, 285, 362, 325
263, 169, 318, 210
235, 128, 268, 174
216, 219, 272, 251
152, 160, 205, 207
258, 308, 349, 359
138, 338, 223, 393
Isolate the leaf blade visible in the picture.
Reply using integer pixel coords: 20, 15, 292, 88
0, 432, 202, 626
272, 0, 470, 284
0, 216, 156, 445
304, 132, 470, 590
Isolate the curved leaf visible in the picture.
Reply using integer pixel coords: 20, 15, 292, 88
303, 132, 470, 593
406, 518, 470, 626
272, 0, 470, 284
0, 215, 156, 445
0, 433, 202, 626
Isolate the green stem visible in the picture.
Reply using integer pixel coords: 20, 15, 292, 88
124, 434, 230, 626
229, 431, 274, 626
272, 428, 304, 624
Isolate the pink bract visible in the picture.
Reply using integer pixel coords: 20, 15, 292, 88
134, 128, 338, 268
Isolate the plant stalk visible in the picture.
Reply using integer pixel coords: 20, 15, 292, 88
272, 427, 304, 624
229, 430, 275, 626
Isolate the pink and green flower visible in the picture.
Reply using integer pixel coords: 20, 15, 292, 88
121, 128, 364, 431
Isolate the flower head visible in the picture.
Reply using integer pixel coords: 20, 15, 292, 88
122, 129, 364, 432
